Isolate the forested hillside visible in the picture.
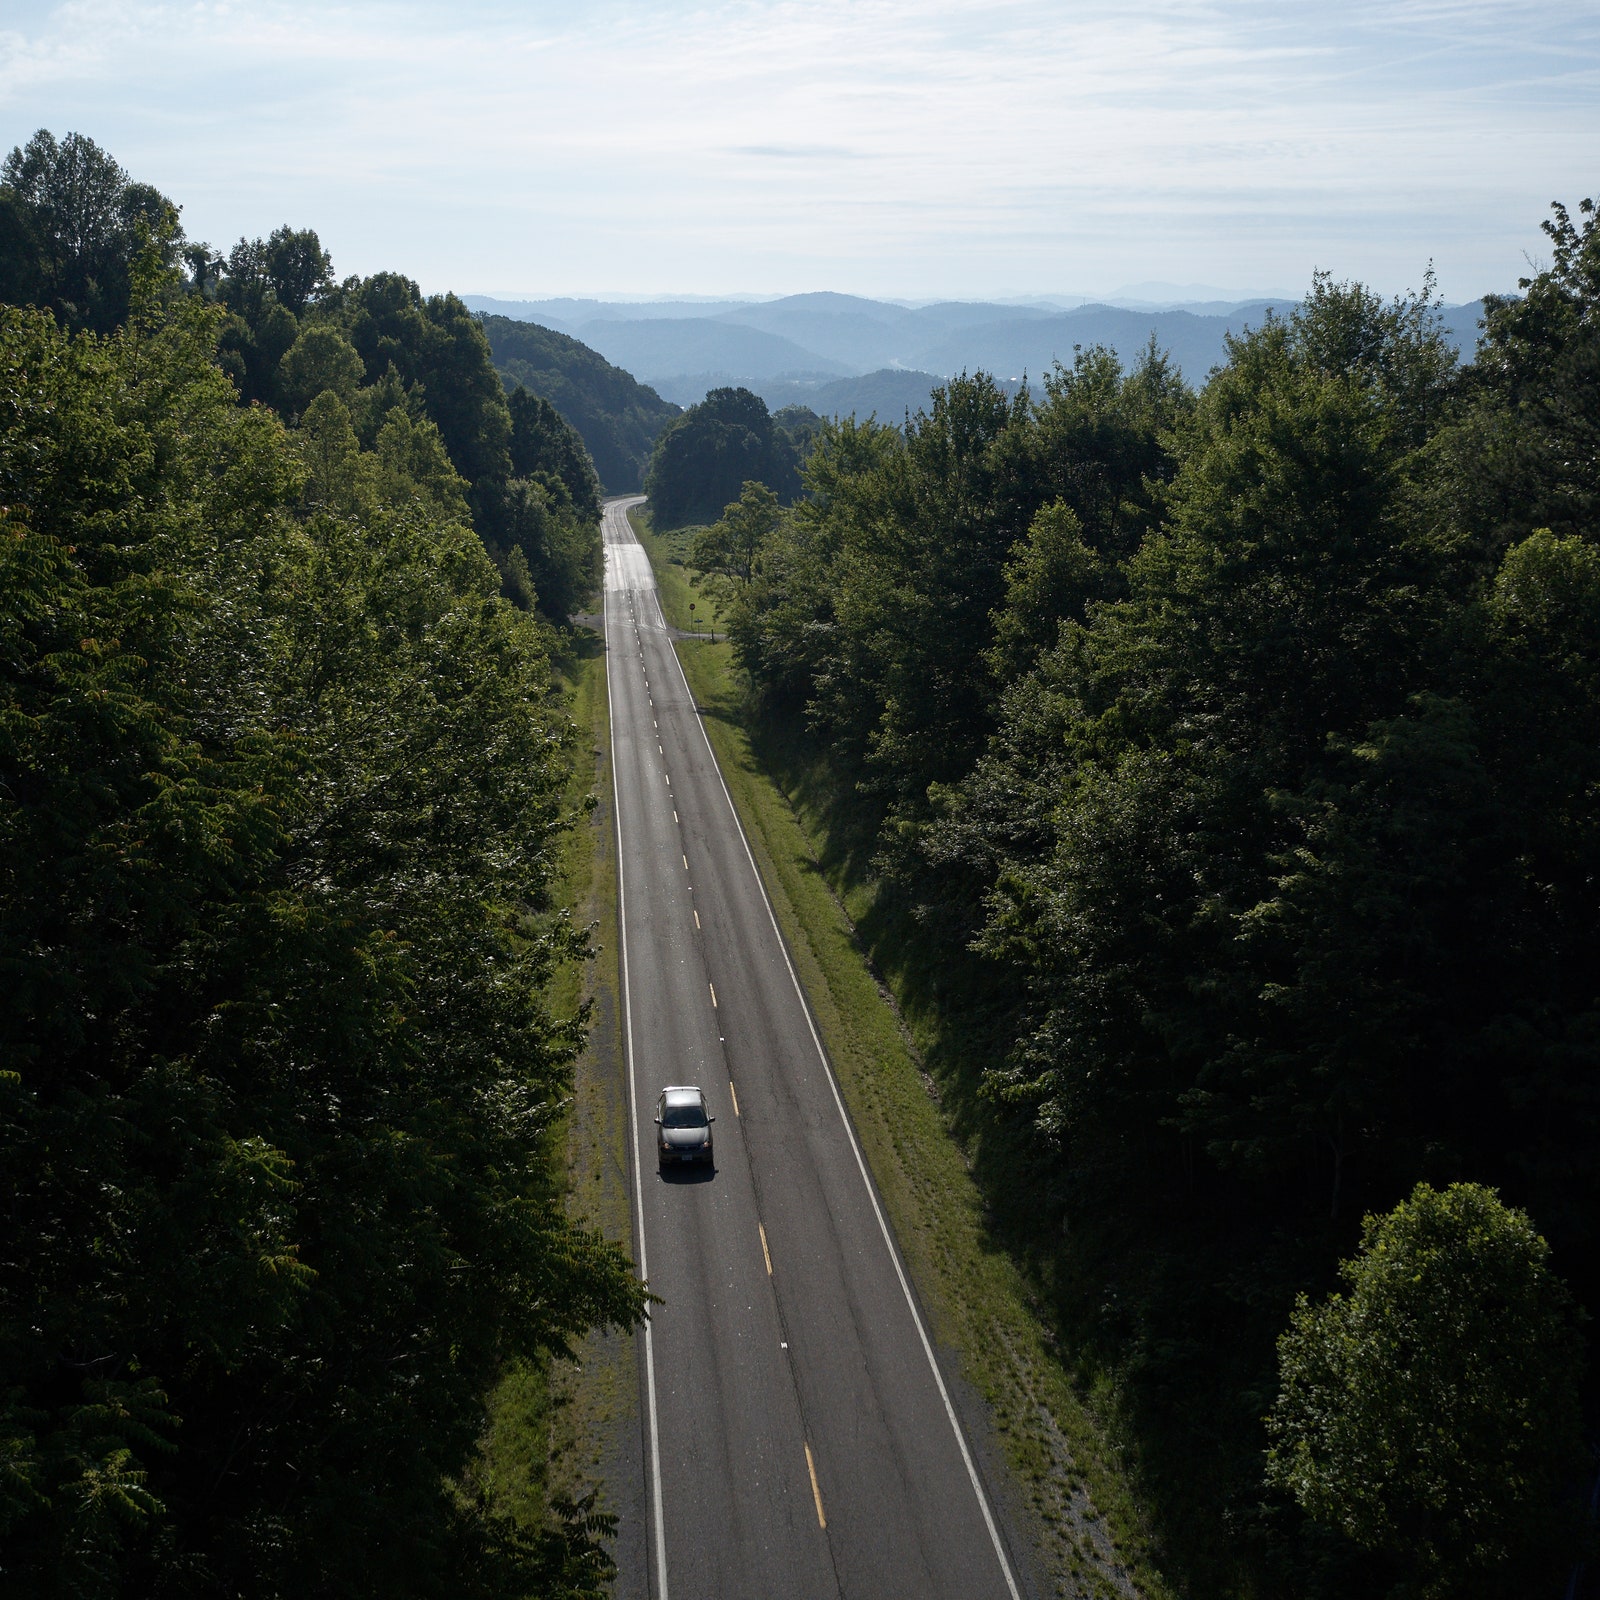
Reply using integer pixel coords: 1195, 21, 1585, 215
1, 130, 604, 627
704, 211, 1600, 1598
1, 130, 641, 1596
479, 313, 680, 493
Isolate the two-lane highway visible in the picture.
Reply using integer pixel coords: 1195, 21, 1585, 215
603, 496, 1024, 1599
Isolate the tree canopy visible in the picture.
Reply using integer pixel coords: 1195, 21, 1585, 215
1267, 1184, 1583, 1597
509, 385, 603, 523
710, 211, 1600, 1595
0, 145, 641, 1598
644, 385, 803, 528
691, 479, 783, 588
0, 129, 184, 333
2, 129, 612, 625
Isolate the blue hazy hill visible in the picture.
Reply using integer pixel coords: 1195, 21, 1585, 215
472, 292, 1490, 432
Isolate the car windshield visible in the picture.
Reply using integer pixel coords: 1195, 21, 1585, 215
662, 1100, 707, 1128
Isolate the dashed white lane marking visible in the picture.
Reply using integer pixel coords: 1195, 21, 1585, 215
708, 982, 717, 1008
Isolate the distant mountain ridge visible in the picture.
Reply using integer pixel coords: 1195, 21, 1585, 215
755, 369, 990, 422
468, 292, 1488, 423
569, 317, 854, 384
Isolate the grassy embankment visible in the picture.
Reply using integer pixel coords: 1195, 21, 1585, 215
471, 623, 637, 1548
632, 508, 1175, 1600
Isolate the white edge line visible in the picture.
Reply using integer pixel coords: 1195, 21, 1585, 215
650, 520, 1024, 1600
604, 501, 670, 1600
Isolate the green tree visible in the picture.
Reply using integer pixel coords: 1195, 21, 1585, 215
216, 227, 330, 325
214, 234, 304, 407
277, 322, 365, 415
262, 224, 334, 315
1440, 195, 1600, 554
808, 373, 1033, 831
729, 349, 1188, 847
508, 385, 602, 524
1266, 1183, 1583, 1597
956, 282, 1460, 1157
334, 271, 513, 488
721, 466, 850, 713
644, 385, 799, 528
0, 128, 183, 332
985, 499, 1115, 681
772, 402, 823, 459
296, 393, 471, 527
1002, 340, 1191, 564
0, 187, 47, 309
692, 479, 782, 587
351, 358, 425, 445
371, 404, 474, 521
496, 475, 602, 621
297, 387, 369, 510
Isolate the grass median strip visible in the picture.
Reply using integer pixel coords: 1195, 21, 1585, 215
631, 504, 1170, 1600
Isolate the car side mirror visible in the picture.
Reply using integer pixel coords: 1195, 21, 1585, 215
708, 1115, 717, 1122
653, 1115, 661, 1123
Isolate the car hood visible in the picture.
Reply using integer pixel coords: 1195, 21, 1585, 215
662, 1126, 710, 1149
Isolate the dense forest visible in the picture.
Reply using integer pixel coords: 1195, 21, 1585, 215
700, 208, 1600, 1597
480, 314, 679, 495
0, 130, 642, 1596
1, 129, 607, 626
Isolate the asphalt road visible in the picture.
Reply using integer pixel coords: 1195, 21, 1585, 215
602, 497, 1026, 1600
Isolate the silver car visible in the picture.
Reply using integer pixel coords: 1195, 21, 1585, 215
656, 1085, 715, 1171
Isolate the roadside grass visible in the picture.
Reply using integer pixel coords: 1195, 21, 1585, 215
473, 621, 636, 1554
628, 507, 1172, 1600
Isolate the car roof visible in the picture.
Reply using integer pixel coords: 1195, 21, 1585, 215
660, 1085, 705, 1100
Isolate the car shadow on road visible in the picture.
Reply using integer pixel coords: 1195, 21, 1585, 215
657, 1163, 717, 1183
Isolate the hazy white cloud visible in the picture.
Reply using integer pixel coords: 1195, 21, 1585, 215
1, 0, 1595, 298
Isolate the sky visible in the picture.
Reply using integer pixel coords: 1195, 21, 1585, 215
1, 0, 1596, 303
